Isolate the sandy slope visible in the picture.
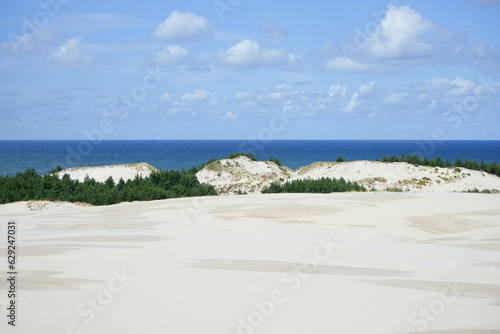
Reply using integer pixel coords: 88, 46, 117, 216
196, 156, 500, 194
55, 162, 157, 183
0, 193, 499, 334
0, 200, 91, 212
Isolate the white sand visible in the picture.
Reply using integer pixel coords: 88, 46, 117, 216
55, 162, 157, 183
1, 193, 499, 333
196, 156, 500, 194
0, 200, 91, 212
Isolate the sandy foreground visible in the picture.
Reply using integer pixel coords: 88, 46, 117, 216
1, 193, 500, 334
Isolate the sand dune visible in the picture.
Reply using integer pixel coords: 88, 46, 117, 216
49, 158, 500, 195
196, 156, 500, 194
1, 193, 499, 333
55, 162, 157, 183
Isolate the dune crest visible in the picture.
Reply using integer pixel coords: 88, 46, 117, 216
55, 162, 158, 183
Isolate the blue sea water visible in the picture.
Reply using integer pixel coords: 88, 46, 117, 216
0, 140, 499, 176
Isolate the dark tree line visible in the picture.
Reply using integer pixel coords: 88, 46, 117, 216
0, 167, 217, 206
378, 154, 500, 176
262, 177, 367, 194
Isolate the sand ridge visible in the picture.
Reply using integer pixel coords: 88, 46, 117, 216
196, 156, 500, 194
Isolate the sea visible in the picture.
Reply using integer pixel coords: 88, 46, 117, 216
1, 140, 499, 176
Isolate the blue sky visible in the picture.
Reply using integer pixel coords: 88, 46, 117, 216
1, 0, 499, 140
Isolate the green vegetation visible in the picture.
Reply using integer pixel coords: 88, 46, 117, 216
377, 154, 500, 177
335, 155, 344, 163
206, 160, 222, 171
0, 167, 217, 206
227, 152, 257, 161
262, 177, 366, 194
266, 157, 281, 166
385, 187, 404, 192
48, 166, 63, 174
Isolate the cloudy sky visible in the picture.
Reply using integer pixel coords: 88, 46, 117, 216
1, 0, 499, 140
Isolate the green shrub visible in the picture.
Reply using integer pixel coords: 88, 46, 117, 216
385, 187, 403, 192
267, 157, 281, 166
227, 152, 257, 161
262, 177, 366, 194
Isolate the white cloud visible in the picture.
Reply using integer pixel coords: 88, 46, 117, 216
324, 5, 435, 73
223, 112, 238, 120
344, 92, 360, 112
358, 81, 375, 95
152, 11, 211, 41
324, 57, 370, 72
268, 92, 285, 100
383, 92, 408, 104
151, 45, 187, 66
415, 77, 477, 97
328, 84, 347, 98
160, 93, 172, 102
219, 39, 301, 70
50, 36, 92, 68
367, 5, 434, 59
449, 77, 475, 96
180, 89, 210, 102
414, 77, 451, 91
234, 91, 251, 100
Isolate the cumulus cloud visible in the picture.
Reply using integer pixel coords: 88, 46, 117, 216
327, 84, 347, 98
324, 57, 370, 72
358, 81, 375, 95
50, 36, 92, 68
383, 92, 408, 104
219, 39, 301, 70
151, 45, 187, 66
152, 11, 211, 42
325, 5, 435, 73
344, 92, 360, 112
448, 77, 476, 96
180, 89, 210, 102
367, 5, 434, 59
339, 82, 374, 112
415, 77, 479, 96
